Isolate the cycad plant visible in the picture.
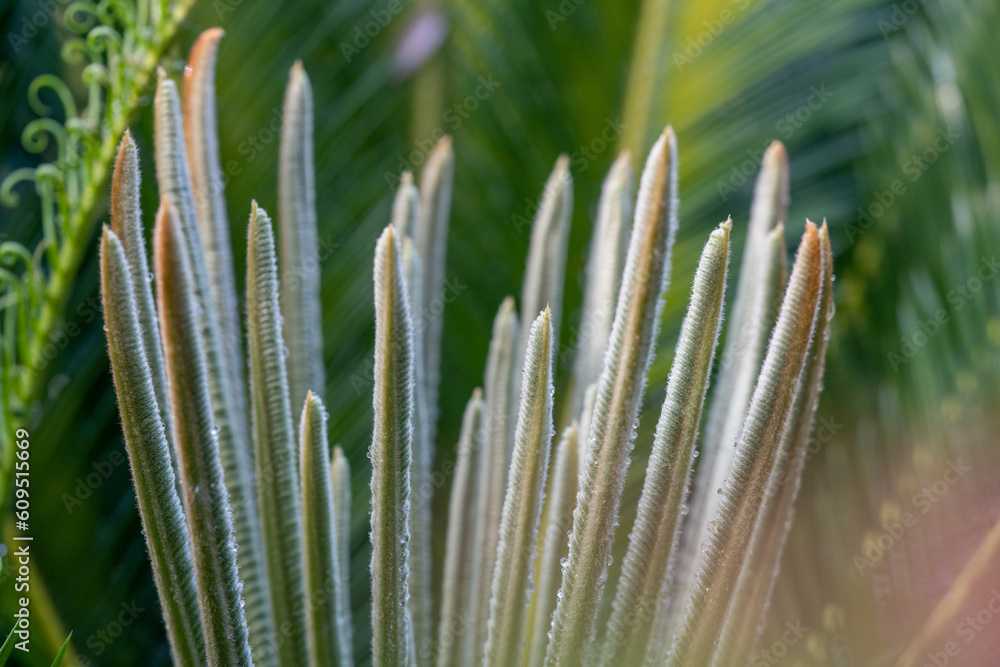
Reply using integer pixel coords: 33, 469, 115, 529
96, 24, 833, 667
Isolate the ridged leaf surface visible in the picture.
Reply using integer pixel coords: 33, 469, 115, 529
154, 201, 253, 667
484, 309, 555, 667
370, 224, 415, 667
246, 202, 308, 667
544, 127, 679, 667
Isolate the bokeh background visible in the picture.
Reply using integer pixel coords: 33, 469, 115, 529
1, 0, 999, 663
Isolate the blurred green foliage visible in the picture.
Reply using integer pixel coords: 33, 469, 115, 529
0, 0, 998, 663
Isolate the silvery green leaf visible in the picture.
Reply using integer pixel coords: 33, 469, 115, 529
401, 236, 434, 664
154, 70, 269, 659
279, 61, 326, 427
153, 71, 242, 451
576, 383, 597, 480
526, 422, 579, 667
183, 28, 248, 435
665, 222, 824, 667
370, 224, 415, 667
182, 32, 273, 662
391, 171, 420, 237
299, 392, 342, 667
246, 202, 308, 667
99, 226, 204, 667
436, 389, 484, 667
710, 223, 833, 667
469, 297, 519, 664
484, 308, 555, 667
110, 131, 176, 491
600, 220, 731, 666
675, 143, 789, 621
415, 136, 454, 438
728, 141, 789, 344
153, 200, 253, 667
570, 151, 632, 417
544, 126, 679, 667
331, 446, 355, 667
517, 156, 573, 375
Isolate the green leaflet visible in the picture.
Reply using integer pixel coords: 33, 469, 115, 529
246, 202, 308, 667
48, 633, 72, 667
331, 446, 355, 667
110, 131, 177, 492
400, 235, 434, 665
517, 156, 573, 374
569, 152, 633, 417
544, 126, 679, 667
183, 30, 273, 663
0, 626, 12, 665
183, 28, 249, 440
154, 69, 265, 659
600, 220, 732, 667
0, 627, 69, 667
675, 144, 789, 621
576, 383, 597, 480
391, 172, 420, 237
153, 201, 253, 667
725, 142, 789, 348
525, 423, 579, 667
414, 136, 454, 438
436, 389, 485, 667
370, 224, 415, 667
279, 61, 326, 421
484, 308, 555, 667
710, 223, 833, 667
300, 392, 341, 667
469, 296, 519, 664
665, 222, 825, 667
99, 227, 203, 667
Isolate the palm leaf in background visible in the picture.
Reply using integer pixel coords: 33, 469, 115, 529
1, 0, 999, 664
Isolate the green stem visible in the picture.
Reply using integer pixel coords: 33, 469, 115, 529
8, 0, 198, 476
